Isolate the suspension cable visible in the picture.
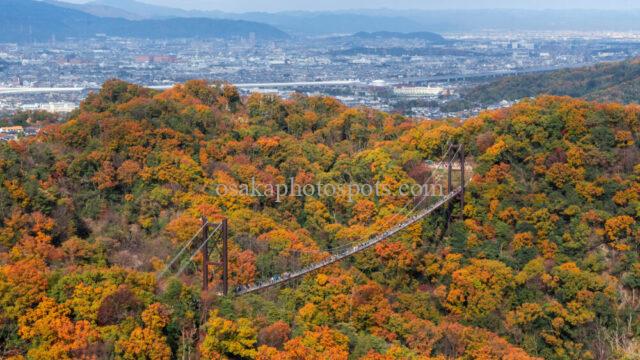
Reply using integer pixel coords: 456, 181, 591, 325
174, 222, 223, 278
403, 144, 461, 218
242, 145, 458, 287
157, 221, 208, 279
279, 145, 455, 257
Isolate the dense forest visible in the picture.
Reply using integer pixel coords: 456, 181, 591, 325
446, 58, 640, 112
0, 80, 639, 359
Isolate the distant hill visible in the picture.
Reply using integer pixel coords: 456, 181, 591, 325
48, 2, 640, 34
234, 13, 428, 35
332, 47, 475, 57
350, 31, 445, 43
451, 59, 640, 110
88, 0, 194, 18
44, 0, 143, 20
51, 0, 431, 35
54, 0, 426, 35
0, 0, 288, 43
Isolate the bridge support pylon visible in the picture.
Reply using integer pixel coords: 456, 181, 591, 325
201, 217, 209, 292
221, 219, 228, 296
460, 144, 465, 217
446, 144, 466, 222
200, 218, 229, 296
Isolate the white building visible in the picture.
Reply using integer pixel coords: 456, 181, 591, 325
393, 86, 444, 97
370, 80, 387, 87
20, 102, 77, 113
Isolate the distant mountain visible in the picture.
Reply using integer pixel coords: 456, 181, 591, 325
43, 0, 143, 20
53, 0, 431, 35
332, 47, 474, 57
38, 1, 640, 39
231, 13, 428, 35
350, 31, 445, 43
0, 0, 288, 42
88, 0, 195, 19
450, 58, 640, 110
50, 2, 640, 34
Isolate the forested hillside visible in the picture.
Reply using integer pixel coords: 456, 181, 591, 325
0, 80, 639, 359
449, 58, 640, 111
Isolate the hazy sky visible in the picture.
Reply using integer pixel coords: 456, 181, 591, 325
66, 0, 640, 12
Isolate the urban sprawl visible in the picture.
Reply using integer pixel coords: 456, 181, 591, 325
1, 30, 640, 140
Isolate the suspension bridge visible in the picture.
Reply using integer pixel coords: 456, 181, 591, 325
158, 144, 471, 296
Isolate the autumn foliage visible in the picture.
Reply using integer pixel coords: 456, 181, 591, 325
0, 80, 638, 359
